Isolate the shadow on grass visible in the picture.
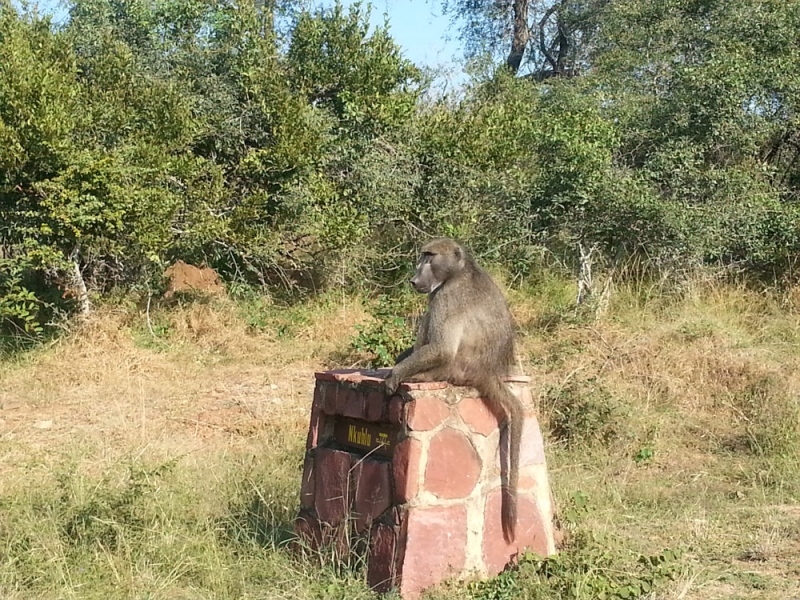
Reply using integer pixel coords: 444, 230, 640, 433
0, 324, 64, 360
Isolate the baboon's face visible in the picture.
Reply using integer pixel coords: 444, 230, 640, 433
410, 252, 441, 293
410, 240, 463, 293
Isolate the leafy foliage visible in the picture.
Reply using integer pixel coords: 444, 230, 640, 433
544, 377, 622, 447
469, 489, 683, 600
0, 259, 46, 336
287, 3, 421, 136
469, 528, 683, 600
350, 294, 417, 367
516, 540, 683, 600
3, 0, 800, 339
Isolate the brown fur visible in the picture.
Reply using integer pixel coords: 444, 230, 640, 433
385, 238, 523, 542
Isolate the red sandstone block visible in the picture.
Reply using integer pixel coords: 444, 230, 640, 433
315, 370, 451, 390
517, 385, 533, 407
364, 390, 385, 422
342, 388, 365, 419
314, 369, 362, 382
358, 368, 392, 387
368, 523, 398, 592
353, 459, 392, 532
517, 464, 555, 519
498, 413, 546, 472
520, 415, 545, 466
294, 510, 322, 550
482, 487, 550, 575
517, 471, 539, 491
314, 448, 352, 526
300, 455, 315, 509
313, 368, 387, 384
334, 386, 349, 415
388, 396, 406, 425
406, 396, 451, 431
400, 381, 449, 391
321, 384, 338, 415
306, 387, 326, 449
392, 437, 421, 503
424, 428, 481, 499
400, 505, 468, 598
458, 397, 500, 435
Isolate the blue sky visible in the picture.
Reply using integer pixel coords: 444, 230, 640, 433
33, 0, 465, 80
338, 0, 467, 89
356, 1, 463, 74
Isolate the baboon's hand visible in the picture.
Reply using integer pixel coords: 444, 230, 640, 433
385, 371, 400, 395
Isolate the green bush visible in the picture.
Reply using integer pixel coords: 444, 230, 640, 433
544, 377, 622, 447
349, 294, 417, 367
469, 529, 683, 600
0, 260, 46, 337
5, 0, 800, 343
516, 539, 683, 600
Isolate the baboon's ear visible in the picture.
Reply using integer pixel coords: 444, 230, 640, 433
454, 245, 466, 268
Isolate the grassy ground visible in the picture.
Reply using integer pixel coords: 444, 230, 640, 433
1, 273, 799, 599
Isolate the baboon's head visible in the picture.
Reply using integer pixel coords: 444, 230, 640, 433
410, 238, 466, 294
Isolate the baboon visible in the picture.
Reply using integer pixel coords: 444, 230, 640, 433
385, 238, 523, 542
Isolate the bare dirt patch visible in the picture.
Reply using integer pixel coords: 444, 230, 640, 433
163, 260, 225, 297
0, 299, 367, 474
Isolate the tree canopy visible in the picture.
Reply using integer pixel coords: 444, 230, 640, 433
2, 0, 800, 336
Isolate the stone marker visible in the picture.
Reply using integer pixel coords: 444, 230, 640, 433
294, 369, 558, 598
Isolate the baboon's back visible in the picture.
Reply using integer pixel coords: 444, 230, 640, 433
442, 265, 515, 385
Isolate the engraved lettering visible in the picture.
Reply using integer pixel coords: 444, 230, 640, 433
335, 418, 397, 457
348, 424, 371, 447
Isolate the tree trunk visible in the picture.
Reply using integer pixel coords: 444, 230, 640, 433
506, 0, 529, 73
69, 246, 91, 316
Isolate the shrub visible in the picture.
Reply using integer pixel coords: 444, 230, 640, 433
349, 294, 418, 367
544, 377, 622, 447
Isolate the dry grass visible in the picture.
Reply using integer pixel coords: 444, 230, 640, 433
1, 278, 799, 599
0, 295, 375, 599
512, 277, 800, 600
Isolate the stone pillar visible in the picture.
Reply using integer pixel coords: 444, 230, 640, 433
295, 369, 558, 599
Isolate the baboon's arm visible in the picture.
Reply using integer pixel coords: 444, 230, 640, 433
385, 343, 450, 394
394, 347, 414, 364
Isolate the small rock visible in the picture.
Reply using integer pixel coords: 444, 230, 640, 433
33, 420, 53, 429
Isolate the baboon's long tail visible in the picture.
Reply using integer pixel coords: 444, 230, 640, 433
478, 377, 523, 543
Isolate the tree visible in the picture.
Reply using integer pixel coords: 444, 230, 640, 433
443, 0, 606, 77
0, 1, 84, 331
287, 2, 421, 135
